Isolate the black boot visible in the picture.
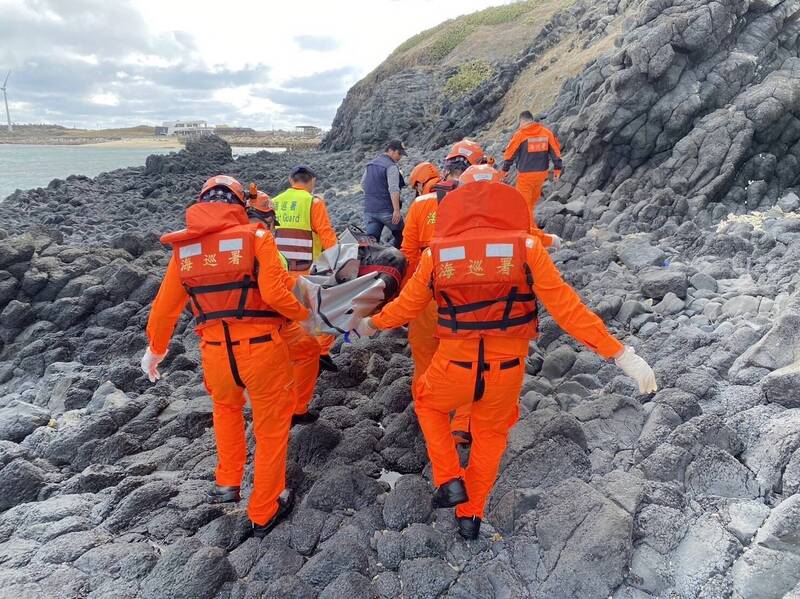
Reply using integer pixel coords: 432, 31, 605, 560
207, 485, 241, 504
252, 489, 295, 538
457, 515, 481, 540
291, 409, 320, 427
431, 477, 468, 508
319, 354, 338, 372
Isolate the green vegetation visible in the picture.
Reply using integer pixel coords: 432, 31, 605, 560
444, 60, 495, 97
391, 1, 540, 62
393, 28, 438, 55
470, 0, 539, 26
427, 20, 476, 62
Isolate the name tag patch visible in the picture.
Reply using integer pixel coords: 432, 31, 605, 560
219, 238, 243, 252
179, 243, 202, 258
486, 243, 514, 257
439, 246, 466, 261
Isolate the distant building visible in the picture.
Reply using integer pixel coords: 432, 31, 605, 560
295, 125, 322, 137
157, 120, 215, 137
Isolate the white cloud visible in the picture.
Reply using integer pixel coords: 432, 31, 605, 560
90, 92, 120, 106
0, 0, 517, 129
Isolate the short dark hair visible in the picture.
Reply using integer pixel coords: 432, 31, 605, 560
291, 164, 316, 178
519, 110, 534, 121
290, 164, 316, 184
291, 172, 315, 185
444, 157, 470, 176
386, 139, 407, 155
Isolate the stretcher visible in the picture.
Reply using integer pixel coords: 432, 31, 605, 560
294, 226, 407, 335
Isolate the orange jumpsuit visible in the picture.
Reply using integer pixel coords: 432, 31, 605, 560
146, 220, 309, 526
278, 321, 322, 417
372, 239, 622, 519
401, 186, 556, 435
401, 188, 470, 434
502, 123, 563, 226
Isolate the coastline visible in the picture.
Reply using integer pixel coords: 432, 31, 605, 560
0, 137, 184, 149
0, 136, 319, 150
82, 138, 183, 149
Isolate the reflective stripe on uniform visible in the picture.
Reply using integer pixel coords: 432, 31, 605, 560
179, 243, 202, 258
439, 246, 466, 261
278, 238, 313, 247
486, 243, 514, 257
282, 250, 313, 260
273, 187, 325, 260
219, 238, 243, 252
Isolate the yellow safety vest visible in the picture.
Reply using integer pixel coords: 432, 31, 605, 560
272, 188, 322, 271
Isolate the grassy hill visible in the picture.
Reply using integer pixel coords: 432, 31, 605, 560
322, 0, 624, 150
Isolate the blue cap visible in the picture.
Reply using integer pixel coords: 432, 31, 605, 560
291, 164, 316, 178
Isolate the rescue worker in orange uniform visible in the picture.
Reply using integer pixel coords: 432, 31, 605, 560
401, 142, 485, 444
402, 145, 562, 446
272, 165, 339, 373
140, 175, 309, 537
246, 188, 323, 426
408, 161, 442, 198
501, 110, 563, 226
352, 168, 656, 539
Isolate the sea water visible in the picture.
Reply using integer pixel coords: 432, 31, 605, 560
0, 144, 174, 200
0, 144, 285, 201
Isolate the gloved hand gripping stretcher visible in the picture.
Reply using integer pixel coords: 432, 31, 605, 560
294, 226, 407, 336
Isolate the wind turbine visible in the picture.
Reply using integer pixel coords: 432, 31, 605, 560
1, 71, 12, 133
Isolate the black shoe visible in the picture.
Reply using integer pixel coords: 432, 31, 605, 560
207, 485, 241, 504
432, 477, 468, 508
452, 430, 472, 445
457, 515, 481, 540
319, 354, 338, 372
291, 410, 320, 427
252, 489, 295, 538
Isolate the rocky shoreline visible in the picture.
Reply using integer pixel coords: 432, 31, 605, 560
0, 135, 318, 150
2, 0, 800, 596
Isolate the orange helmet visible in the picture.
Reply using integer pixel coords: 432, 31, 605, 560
247, 182, 258, 201
409, 162, 441, 190
247, 190, 280, 226
249, 191, 274, 214
445, 139, 485, 166
459, 164, 504, 185
198, 175, 245, 205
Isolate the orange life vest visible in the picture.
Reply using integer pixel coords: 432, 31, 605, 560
160, 203, 284, 330
430, 181, 538, 341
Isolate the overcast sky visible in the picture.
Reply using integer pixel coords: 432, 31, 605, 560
0, 0, 514, 130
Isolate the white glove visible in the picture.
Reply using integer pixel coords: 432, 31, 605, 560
614, 346, 657, 394
351, 318, 378, 339
140, 347, 167, 383
548, 234, 563, 251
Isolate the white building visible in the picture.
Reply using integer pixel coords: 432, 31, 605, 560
156, 120, 215, 137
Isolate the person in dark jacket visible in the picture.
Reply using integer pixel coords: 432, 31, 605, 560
361, 139, 407, 248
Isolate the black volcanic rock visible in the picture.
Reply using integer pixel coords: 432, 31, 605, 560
3, 1, 800, 597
